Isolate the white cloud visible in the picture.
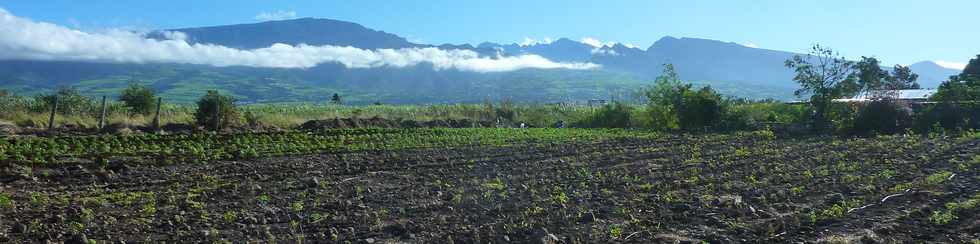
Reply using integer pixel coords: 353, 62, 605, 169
743, 42, 759, 48
519, 37, 554, 47
580, 37, 620, 48
934, 60, 966, 70
582, 37, 624, 56
0, 8, 598, 73
254, 10, 297, 22
591, 48, 618, 56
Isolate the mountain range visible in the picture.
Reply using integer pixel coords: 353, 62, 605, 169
0, 18, 964, 104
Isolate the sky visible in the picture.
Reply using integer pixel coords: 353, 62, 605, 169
0, 0, 977, 69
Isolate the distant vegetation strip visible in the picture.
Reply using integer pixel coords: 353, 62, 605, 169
0, 128, 665, 166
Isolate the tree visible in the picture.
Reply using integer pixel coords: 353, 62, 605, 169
933, 55, 980, 102
927, 55, 980, 130
784, 44, 859, 131
889, 65, 920, 90
962, 54, 980, 80
119, 83, 157, 115
639, 64, 726, 131
0, 89, 8, 97
194, 90, 238, 130
330, 93, 342, 105
677, 86, 724, 130
855, 56, 889, 95
641, 64, 686, 130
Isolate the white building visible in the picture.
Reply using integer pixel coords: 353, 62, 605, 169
833, 89, 936, 103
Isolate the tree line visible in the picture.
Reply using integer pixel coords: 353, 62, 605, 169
582, 46, 980, 135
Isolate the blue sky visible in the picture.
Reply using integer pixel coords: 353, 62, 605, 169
1, 0, 977, 68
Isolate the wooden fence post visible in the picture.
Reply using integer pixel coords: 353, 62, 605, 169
47, 96, 58, 132
152, 97, 162, 131
98, 96, 107, 129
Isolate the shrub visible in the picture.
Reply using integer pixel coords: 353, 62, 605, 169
34, 86, 94, 115
677, 86, 724, 130
194, 90, 238, 130
119, 83, 158, 115
645, 103, 678, 131
576, 101, 632, 128
851, 100, 912, 135
640, 65, 727, 131
914, 103, 980, 132
495, 100, 517, 122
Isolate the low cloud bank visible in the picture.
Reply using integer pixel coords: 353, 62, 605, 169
0, 9, 599, 72
934, 60, 966, 70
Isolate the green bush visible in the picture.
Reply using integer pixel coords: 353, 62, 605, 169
677, 86, 724, 130
34, 86, 94, 115
495, 100, 517, 122
851, 100, 912, 135
119, 83, 158, 115
576, 101, 632, 128
914, 103, 980, 132
194, 90, 238, 130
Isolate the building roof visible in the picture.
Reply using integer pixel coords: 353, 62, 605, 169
834, 89, 936, 102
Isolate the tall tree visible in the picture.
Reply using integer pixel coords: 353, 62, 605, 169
888, 65, 920, 90
330, 93, 343, 105
962, 54, 980, 79
784, 44, 858, 131
641, 64, 687, 130
933, 55, 980, 102
855, 56, 889, 92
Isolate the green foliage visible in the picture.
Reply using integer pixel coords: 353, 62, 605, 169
34, 86, 95, 115
0, 128, 662, 166
639, 64, 727, 131
641, 64, 685, 130
677, 86, 724, 130
930, 209, 956, 225
854, 57, 920, 96
851, 101, 912, 135
855, 56, 890, 93
914, 103, 980, 132
577, 101, 632, 128
119, 83, 158, 115
750, 129, 776, 140
933, 55, 980, 103
930, 193, 980, 225
194, 90, 238, 130
819, 198, 863, 220
494, 100, 517, 122
890, 64, 920, 90
0, 193, 14, 210
785, 45, 859, 131
925, 55, 980, 132
924, 171, 952, 185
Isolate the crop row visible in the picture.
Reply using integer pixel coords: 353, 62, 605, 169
0, 128, 664, 166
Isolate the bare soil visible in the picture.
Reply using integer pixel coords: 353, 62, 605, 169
0, 135, 977, 243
